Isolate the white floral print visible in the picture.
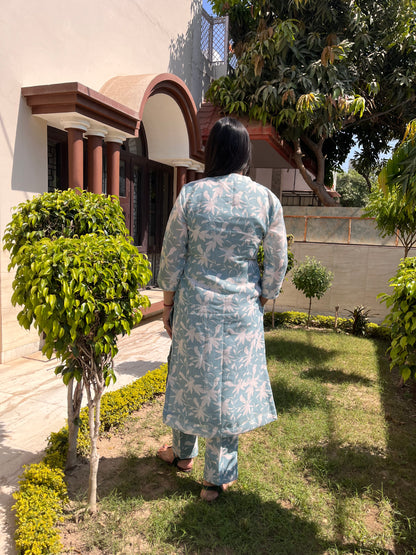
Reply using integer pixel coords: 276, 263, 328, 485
158, 173, 288, 438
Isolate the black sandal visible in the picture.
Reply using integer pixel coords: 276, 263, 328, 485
201, 484, 223, 494
171, 455, 193, 473
157, 445, 193, 473
200, 483, 223, 502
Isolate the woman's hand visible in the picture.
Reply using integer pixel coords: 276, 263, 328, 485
163, 305, 173, 339
260, 296, 268, 307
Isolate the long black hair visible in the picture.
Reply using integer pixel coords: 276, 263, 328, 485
204, 117, 251, 177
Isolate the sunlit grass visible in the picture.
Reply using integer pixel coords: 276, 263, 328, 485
61, 329, 416, 554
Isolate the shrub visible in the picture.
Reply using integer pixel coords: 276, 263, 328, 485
12, 463, 68, 555
346, 305, 372, 336
265, 310, 390, 339
379, 257, 416, 381
14, 362, 168, 554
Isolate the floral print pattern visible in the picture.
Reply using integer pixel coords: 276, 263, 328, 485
158, 173, 288, 438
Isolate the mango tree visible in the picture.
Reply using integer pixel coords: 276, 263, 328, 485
3, 190, 151, 511
207, 0, 416, 205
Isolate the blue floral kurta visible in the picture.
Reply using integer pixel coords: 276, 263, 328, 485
158, 173, 288, 438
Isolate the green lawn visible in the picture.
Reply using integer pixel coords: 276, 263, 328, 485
61, 329, 416, 554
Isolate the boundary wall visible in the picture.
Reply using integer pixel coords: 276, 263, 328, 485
278, 207, 411, 324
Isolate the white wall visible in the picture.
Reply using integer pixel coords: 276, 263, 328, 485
275, 207, 409, 324
0, 0, 202, 361
276, 242, 403, 324
281, 168, 313, 192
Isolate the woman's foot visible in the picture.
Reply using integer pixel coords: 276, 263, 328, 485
156, 444, 193, 472
200, 480, 236, 502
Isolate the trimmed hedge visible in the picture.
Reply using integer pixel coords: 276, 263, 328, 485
13, 363, 167, 554
264, 310, 391, 340
13, 463, 68, 555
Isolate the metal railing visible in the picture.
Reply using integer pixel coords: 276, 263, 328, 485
201, 8, 229, 65
285, 214, 400, 246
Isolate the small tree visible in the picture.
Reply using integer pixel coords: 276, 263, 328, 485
4, 189, 134, 469
3, 189, 152, 512
364, 120, 416, 258
292, 256, 333, 326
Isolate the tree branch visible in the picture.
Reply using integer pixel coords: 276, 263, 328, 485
344, 97, 415, 130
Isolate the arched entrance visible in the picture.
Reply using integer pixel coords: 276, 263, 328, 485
100, 73, 204, 277
23, 74, 204, 282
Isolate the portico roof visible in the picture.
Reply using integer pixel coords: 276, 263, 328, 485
197, 102, 317, 175
22, 74, 204, 163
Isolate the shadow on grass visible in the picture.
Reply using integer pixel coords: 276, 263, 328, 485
271, 378, 320, 412
67, 456, 327, 553
266, 333, 339, 365
298, 441, 392, 494
163, 483, 326, 555
375, 339, 416, 553
142, 473, 395, 555
300, 367, 373, 386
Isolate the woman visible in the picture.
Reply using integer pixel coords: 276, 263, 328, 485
157, 117, 288, 501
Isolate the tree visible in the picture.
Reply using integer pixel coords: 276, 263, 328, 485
3, 189, 152, 512
4, 189, 132, 468
207, 0, 416, 206
292, 256, 333, 326
336, 169, 371, 207
363, 120, 416, 257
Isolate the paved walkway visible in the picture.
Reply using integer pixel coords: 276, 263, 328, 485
0, 290, 170, 554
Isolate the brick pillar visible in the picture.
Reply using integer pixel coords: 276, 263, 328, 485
86, 131, 106, 194
66, 127, 85, 190
176, 166, 188, 195
186, 168, 196, 183
106, 134, 125, 197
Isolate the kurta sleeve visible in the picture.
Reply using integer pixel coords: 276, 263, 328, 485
261, 193, 288, 299
157, 189, 188, 291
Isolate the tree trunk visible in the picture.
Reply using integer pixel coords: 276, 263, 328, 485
293, 137, 338, 207
66, 377, 83, 470
307, 297, 312, 328
86, 364, 104, 514
362, 172, 373, 194
272, 298, 276, 327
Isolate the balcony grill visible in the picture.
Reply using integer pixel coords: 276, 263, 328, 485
201, 8, 229, 65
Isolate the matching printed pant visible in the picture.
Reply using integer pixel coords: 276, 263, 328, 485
172, 428, 239, 485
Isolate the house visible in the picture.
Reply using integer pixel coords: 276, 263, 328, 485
0, 1, 324, 364
0, 0, 215, 363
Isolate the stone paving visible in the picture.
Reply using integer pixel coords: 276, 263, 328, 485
0, 290, 169, 554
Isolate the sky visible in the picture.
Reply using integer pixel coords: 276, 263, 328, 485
202, 0, 213, 15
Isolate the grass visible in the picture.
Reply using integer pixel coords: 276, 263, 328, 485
60, 329, 416, 554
